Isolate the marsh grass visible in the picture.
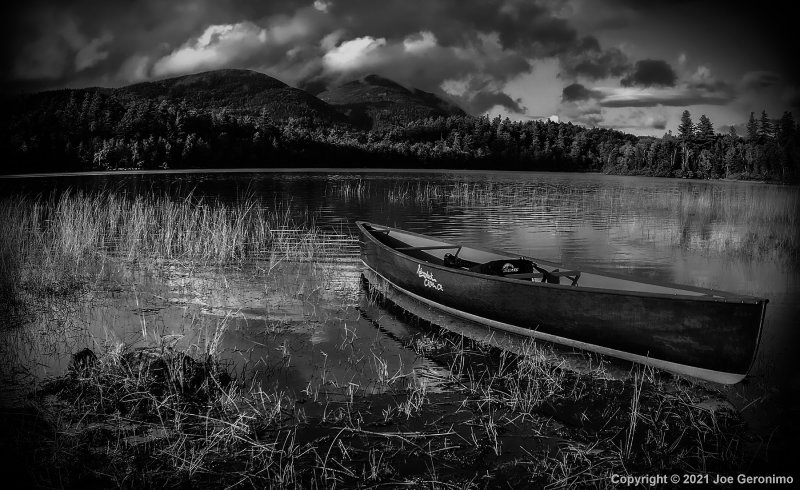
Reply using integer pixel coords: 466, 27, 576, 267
327, 179, 370, 201
0, 191, 345, 316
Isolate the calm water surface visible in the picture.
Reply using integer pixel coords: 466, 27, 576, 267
4, 170, 799, 428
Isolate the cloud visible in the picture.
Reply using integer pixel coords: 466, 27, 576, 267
75, 32, 113, 71
735, 70, 800, 113
9, 0, 785, 134
13, 35, 68, 80
314, 31, 529, 114
0, 0, 636, 119
322, 36, 387, 72
117, 54, 151, 83
598, 85, 734, 107
560, 98, 603, 126
403, 31, 437, 54
607, 108, 669, 130
322, 0, 579, 56
152, 22, 266, 77
562, 82, 603, 102
741, 70, 781, 90
559, 36, 629, 80
313, 0, 331, 13
574, 112, 604, 126
148, 7, 333, 84
621, 59, 677, 87
558, 64, 736, 131
471, 90, 525, 114
10, 11, 105, 80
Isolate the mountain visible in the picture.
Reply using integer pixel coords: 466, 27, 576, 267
317, 74, 466, 128
117, 69, 345, 123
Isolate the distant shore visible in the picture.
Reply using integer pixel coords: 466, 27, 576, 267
0, 167, 778, 185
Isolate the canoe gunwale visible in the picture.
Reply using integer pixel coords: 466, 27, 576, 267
355, 221, 768, 305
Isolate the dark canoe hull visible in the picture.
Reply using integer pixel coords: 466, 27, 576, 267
357, 221, 768, 384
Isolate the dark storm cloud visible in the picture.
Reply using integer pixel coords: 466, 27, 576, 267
561, 83, 602, 102
325, 0, 578, 55
1, 0, 317, 87
606, 0, 799, 85
560, 66, 736, 121
469, 90, 525, 114
741, 71, 781, 90
0, 5, 643, 131
5, 0, 636, 119
559, 36, 629, 80
7, 0, 787, 133
620, 59, 676, 88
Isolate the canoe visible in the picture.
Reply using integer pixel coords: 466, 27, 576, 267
356, 221, 768, 384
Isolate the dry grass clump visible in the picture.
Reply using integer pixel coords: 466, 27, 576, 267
22, 347, 304, 488
392, 319, 748, 488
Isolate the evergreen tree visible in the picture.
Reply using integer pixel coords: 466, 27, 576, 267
697, 114, 714, 140
746, 112, 758, 141
728, 126, 738, 139
759, 110, 772, 139
778, 112, 795, 145
678, 110, 694, 139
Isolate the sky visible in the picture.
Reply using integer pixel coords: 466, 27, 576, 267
2, 0, 797, 136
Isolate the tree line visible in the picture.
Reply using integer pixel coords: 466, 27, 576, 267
3, 89, 799, 181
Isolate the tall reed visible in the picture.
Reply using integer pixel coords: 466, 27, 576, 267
0, 190, 337, 300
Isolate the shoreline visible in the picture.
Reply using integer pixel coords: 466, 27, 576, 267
0, 167, 781, 186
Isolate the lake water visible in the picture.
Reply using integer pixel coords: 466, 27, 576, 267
3, 169, 798, 438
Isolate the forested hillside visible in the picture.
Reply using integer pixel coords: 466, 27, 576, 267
2, 70, 798, 181
318, 74, 466, 128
